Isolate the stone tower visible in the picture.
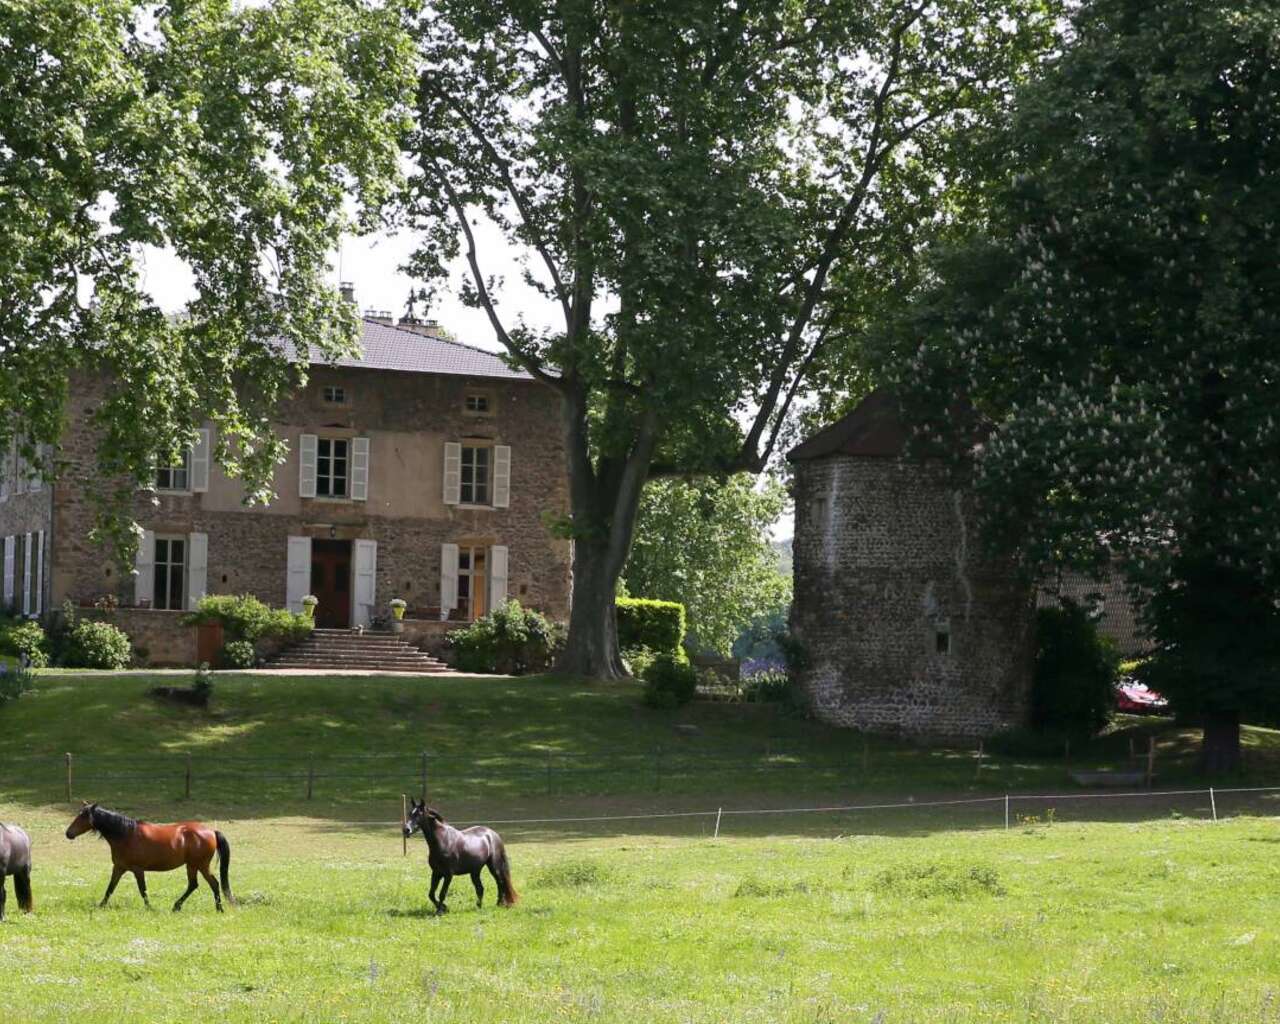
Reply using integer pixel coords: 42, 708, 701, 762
787, 390, 1034, 739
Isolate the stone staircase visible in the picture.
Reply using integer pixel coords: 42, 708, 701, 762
268, 628, 453, 674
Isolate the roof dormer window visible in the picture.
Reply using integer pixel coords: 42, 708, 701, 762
323, 385, 346, 404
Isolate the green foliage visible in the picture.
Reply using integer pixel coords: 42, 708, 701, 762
447, 600, 563, 675
184, 594, 312, 645
739, 670, 794, 705
1031, 603, 1119, 738
0, 620, 49, 668
623, 475, 792, 655
0, 662, 35, 706
192, 662, 215, 701
221, 640, 257, 670
621, 646, 658, 680
616, 599, 686, 660
874, 0, 1280, 754
872, 862, 1005, 900
64, 619, 132, 670
641, 654, 698, 710
406, 0, 1056, 675
0, 0, 414, 561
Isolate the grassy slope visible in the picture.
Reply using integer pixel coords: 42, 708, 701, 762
3, 673, 1280, 1022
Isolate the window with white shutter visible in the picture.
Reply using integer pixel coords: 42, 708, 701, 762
2, 536, 13, 610
286, 535, 311, 612
21, 532, 31, 616
489, 545, 509, 609
187, 532, 208, 609
353, 539, 377, 626
440, 543, 459, 619
299, 434, 318, 498
493, 445, 511, 508
34, 530, 44, 615
191, 429, 211, 493
134, 530, 156, 607
443, 443, 461, 505
350, 437, 370, 501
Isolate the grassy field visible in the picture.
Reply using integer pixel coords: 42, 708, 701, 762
2, 672, 1280, 1021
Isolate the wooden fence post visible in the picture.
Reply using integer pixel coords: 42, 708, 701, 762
402, 794, 408, 857
306, 759, 315, 801
184, 752, 192, 799
65, 752, 72, 802
974, 740, 984, 782
1145, 736, 1156, 788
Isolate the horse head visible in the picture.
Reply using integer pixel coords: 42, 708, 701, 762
403, 800, 445, 838
65, 802, 97, 840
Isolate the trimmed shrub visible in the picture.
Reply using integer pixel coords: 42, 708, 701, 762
641, 653, 698, 709
184, 594, 312, 644
447, 600, 563, 675
740, 668, 793, 704
621, 646, 658, 679
221, 639, 257, 669
64, 620, 132, 669
1031, 601, 1120, 737
0, 620, 49, 668
616, 598, 686, 659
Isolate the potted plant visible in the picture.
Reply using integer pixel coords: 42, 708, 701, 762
301, 595, 319, 620
389, 598, 407, 632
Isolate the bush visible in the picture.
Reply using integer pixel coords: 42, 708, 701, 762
221, 639, 257, 669
0, 620, 49, 668
0, 662, 35, 705
641, 653, 698, 709
740, 668, 793, 704
64, 619, 132, 669
622, 645, 658, 679
1031, 601, 1120, 737
616, 598, 686, 659
183, 594, 312, 644
447, 600, 563, 675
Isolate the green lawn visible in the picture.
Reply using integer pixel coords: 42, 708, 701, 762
2, 672, 1280, 1022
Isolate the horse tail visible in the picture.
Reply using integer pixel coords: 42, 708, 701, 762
215, 831, 233, 905
13, 868, 32, 913
492, 840, 518, 907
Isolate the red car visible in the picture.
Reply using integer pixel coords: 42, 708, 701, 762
1115, 678, 1169, 714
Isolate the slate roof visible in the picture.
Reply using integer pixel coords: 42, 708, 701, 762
310, 319, 533, 381
787, 389, 910, 461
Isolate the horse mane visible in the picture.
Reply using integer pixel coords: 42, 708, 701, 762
90, 806, 138, 841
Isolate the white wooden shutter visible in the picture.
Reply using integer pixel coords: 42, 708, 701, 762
286, 535, 312, 612
187, 531, 208, 610
440, 543, 459, 620
299, 434, 318, 498
493, 445, 511, 508
353, 539, 377, 627
191, 429, 211, 493
351, 436, 370, 501
489, 545, 509, 610
34, 530, 44, 615
443, 442, 461, 505
21, 533, 32, 616
2, 536, 13, 609
134, 530, 155, 607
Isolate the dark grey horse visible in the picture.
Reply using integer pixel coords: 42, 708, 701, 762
0, 823, 33, 919
403, 801, 517, 914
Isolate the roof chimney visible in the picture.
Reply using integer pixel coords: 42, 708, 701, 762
396, 317, 449, 339
364, 308, 395, 326
339, 281, 355, 305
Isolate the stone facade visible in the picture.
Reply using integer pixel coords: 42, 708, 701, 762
789, 392, 1035, 739
8, 319, 573, 665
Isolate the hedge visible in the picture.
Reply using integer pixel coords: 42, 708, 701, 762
616, 598, 686, 658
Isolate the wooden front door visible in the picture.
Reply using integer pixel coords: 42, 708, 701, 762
310, 540, 352, 628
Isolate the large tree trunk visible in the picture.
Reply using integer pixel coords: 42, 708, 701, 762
557, 541, 628, 679
1200, 709, 1241, 775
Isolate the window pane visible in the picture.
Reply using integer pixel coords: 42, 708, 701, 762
156, 466, 170, 489
333, 477, 346, 497
170, 539, 185, 564
319, 439, 331, 458
459, 550, 471, 570
474, 551, 486, 569
334, 439, 348, 460
169, 563, 184, 611
155, 539, 169, 563
153, 565, 166, 608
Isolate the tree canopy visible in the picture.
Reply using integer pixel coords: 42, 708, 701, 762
874, 0, 1280, 770
0, 0, 413, 553
405, 0, 1059, 675
622, 475, 790, 657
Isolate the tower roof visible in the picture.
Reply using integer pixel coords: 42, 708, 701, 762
787, 389, 910, 461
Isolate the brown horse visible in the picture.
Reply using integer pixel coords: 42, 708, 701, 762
403, 801, 517, 913
65, 803, 232, 912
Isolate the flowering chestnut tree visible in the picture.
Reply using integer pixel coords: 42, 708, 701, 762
877, 0, 1280, 771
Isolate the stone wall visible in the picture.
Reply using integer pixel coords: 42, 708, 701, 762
791, 454, 1034, 739
79, 608, 198, 667
47, 365, 572, 635
0, 475, 53, 616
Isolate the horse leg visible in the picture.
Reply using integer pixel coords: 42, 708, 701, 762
437, 873, 453, 914
428, 870, 442, 913
199, 865, 224, 913
133, 870, 151, 909
173, 866, 199, 912
100, 866, 125, 908
0, 873, 6, 921
471, 870, 484, 908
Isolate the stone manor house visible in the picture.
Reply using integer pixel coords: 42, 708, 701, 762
0, 311, 572, 664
